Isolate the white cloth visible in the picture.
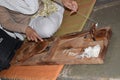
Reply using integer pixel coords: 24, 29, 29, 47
0, 0, 39, 14
76, 45, 101, 58
29, 3, 64, 38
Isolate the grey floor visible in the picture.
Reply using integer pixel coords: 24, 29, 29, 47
58, 0, 120, 80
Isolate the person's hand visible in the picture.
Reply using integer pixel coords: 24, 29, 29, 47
62, 0, 78, 15
25, 26, 43, 42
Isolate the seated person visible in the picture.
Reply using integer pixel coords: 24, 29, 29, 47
0, 0, 78, 42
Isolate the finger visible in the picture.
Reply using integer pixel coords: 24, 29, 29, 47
33, 36, 38, 42
71, 1, 78, 12
31, 34, 38, 42
30, 36, 34, 41
70, 10, 76, 15
27, 36, 31, 41
67, 4, 78, 15
65, 2, 73, 10
72, 5, 77, 12
34, 32, 43, 42
36, 35, 43, 42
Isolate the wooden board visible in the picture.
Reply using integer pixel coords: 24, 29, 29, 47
0, 65, 63, 80
43, 27, 112, 64
10, 26, 112, 65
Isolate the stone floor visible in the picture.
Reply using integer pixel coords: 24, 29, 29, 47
57, 0, 120, 80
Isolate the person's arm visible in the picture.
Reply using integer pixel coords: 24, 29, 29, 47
0, 6, 27, 33
0, 6, 43, 42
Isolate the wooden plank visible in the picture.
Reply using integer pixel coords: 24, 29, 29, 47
10, 26, 112, 65
44, 27, 112, 64
0, 65, 63, 80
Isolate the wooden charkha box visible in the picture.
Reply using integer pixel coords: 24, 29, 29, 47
11, 24, 112, 65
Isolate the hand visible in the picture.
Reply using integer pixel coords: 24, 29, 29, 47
25, 26, 43, 42
62, 0, 78, 15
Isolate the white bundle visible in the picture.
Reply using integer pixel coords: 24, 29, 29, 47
76, 45, 101, 58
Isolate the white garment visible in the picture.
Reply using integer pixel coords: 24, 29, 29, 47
29, 3, 64, 38
0, 0, 39, 14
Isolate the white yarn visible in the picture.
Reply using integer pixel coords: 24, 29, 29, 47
76, 45, 101, 58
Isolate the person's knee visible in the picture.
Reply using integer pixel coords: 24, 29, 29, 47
42, 32, 53, 38
38, 24, 58, 38
40, 30, 54, 38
